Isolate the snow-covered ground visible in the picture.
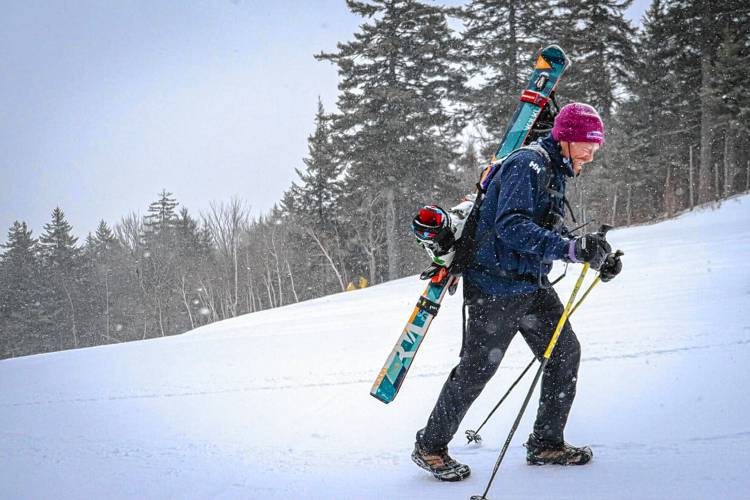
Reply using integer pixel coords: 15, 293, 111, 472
2, 195, 750, 500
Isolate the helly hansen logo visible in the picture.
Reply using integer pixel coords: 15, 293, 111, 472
529, 161, 542, 174
587, 131, 604, 140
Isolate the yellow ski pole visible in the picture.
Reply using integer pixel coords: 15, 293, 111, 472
471, 262, 590, 500
570, 275, 599, 315
465, 248, 624, 447
465, 272, 602, 444
567, 249, 623, 317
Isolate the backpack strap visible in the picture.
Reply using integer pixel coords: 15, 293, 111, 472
518, 142, 551, 164
477, 144, 547, 193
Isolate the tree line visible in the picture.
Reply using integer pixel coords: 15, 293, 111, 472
2, 0, 748, 359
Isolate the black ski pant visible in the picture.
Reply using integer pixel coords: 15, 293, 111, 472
416, 285, 581, 451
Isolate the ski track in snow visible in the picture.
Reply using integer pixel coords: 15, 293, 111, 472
2, 337, 748, 408
1, 194, 750, 499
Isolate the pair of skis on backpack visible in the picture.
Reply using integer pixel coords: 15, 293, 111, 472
371, 45, 570, 404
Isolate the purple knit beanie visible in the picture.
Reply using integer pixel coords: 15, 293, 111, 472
551, 103, 605, 144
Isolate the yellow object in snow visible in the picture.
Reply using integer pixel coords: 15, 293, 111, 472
347, 277, 369, 291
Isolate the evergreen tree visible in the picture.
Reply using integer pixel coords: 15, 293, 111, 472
144, 189, 179, 239
709, 8, 750, 195
86, 220, 119, 258
665, 0, 750, 203
1, 222, 38, 280
613, 0, 687, 219
455, 139, 482, 190
39, 207, 80, 266
553, 0, 637, 122
294, 98, 344, 230
712, 23, 750, 132
550, 0, 637, 224
282, 99, 349, 297
38, 207, 83, 350
83, 220, 127, 345
317, 0, 467, 279
461, 0, 552, 149
0, 222, 45, 357
140, 191, 181, 336
2, 221, 37, 259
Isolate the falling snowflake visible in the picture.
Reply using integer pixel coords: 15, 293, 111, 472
488, 348, 504, 363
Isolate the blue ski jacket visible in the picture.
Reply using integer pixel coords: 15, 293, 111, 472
464, 134, 576, 296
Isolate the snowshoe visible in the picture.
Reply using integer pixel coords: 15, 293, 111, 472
411, 443, 471, 482
524, 433, 593, 465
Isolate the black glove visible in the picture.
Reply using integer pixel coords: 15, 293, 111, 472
572, 233, 611, 270
599, 253, 623, 282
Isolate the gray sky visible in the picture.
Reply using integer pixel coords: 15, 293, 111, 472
1, 0, 650, 240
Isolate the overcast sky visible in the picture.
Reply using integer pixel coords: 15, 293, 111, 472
1, 0, 650, 240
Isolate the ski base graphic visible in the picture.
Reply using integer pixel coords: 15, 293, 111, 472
370, 268, 458, 404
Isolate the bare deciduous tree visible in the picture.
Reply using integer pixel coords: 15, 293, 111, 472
202, 198, 250, 318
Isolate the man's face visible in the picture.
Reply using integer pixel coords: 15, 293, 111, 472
563, 141, 600, 174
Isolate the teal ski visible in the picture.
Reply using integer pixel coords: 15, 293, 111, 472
371, 45, 570, 404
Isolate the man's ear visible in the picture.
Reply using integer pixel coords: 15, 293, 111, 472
560, 141, 570, 158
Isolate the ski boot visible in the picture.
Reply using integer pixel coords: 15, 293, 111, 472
524, 433, 593, 466
411, 443, 471, 482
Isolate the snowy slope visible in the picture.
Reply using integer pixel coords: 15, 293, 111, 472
2, 195, 750, 500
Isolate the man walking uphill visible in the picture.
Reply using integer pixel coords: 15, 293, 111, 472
411, 103, 623, 482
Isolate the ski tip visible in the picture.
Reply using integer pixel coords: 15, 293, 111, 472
371, 370, 395, 404
370, 390, 392, 404
539, 45, 569, 68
